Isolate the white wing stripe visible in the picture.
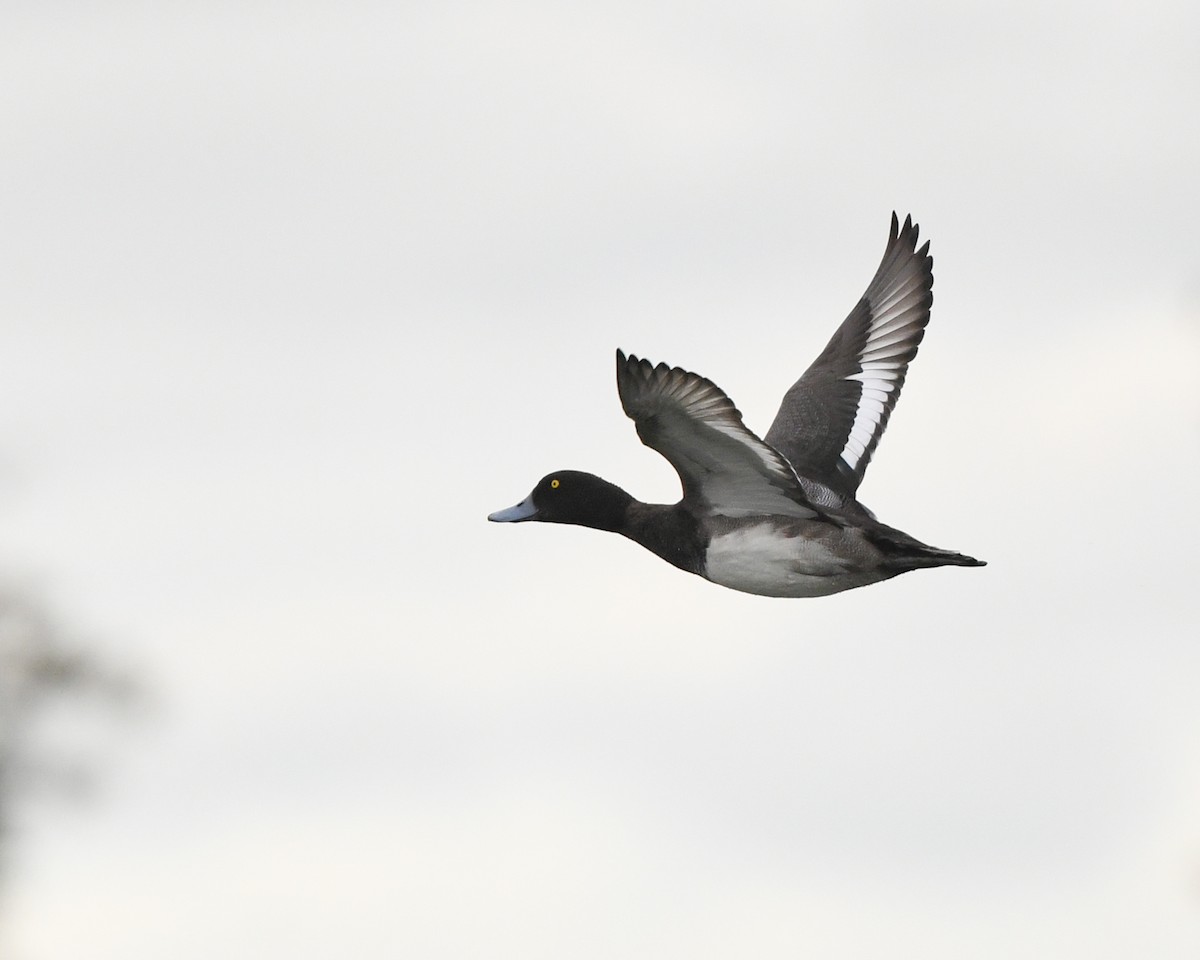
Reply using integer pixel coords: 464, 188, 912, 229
847, 371, 899, 385
841, 298, 926, 471
843, 418, 875, 470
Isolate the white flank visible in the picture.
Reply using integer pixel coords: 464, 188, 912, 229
705, 525, 888, 598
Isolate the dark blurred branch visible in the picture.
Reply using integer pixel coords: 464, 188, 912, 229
0, 587, 139, 891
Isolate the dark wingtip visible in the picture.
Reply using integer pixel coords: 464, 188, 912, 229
616, 348, 657, 410
889, 212, 925, 251
616, 347, 643, 382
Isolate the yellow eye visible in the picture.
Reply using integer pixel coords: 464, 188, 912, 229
550, 478, 560, 489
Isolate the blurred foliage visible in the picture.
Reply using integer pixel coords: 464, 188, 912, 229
0, 587, 138, 891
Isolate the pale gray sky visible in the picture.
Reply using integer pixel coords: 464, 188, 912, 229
2, 2, 1199, 958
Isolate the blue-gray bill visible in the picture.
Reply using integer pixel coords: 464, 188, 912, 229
488, 497, 538, 523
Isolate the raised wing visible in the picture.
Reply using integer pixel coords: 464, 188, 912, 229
765, 212, 933, 503
616, 350, 818, 519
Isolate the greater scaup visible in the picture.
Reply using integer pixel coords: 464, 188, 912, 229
489, 213, 984, 597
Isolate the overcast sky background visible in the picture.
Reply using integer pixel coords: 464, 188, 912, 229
2, 2, 1199, 957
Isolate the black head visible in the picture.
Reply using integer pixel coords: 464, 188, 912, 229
488, 471, 633, 531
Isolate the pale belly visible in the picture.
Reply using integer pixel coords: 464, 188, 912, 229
703, 524, 892, 598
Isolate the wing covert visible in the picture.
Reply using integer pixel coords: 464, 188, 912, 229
616, 350, 818, 520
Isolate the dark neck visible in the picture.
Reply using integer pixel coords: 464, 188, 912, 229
621, 501, 708, 575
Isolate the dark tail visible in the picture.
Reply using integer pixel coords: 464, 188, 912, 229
888, 544, 987, 571
867, 522, 986, 572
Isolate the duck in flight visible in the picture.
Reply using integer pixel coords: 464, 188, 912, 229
489, 213, 984, 597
